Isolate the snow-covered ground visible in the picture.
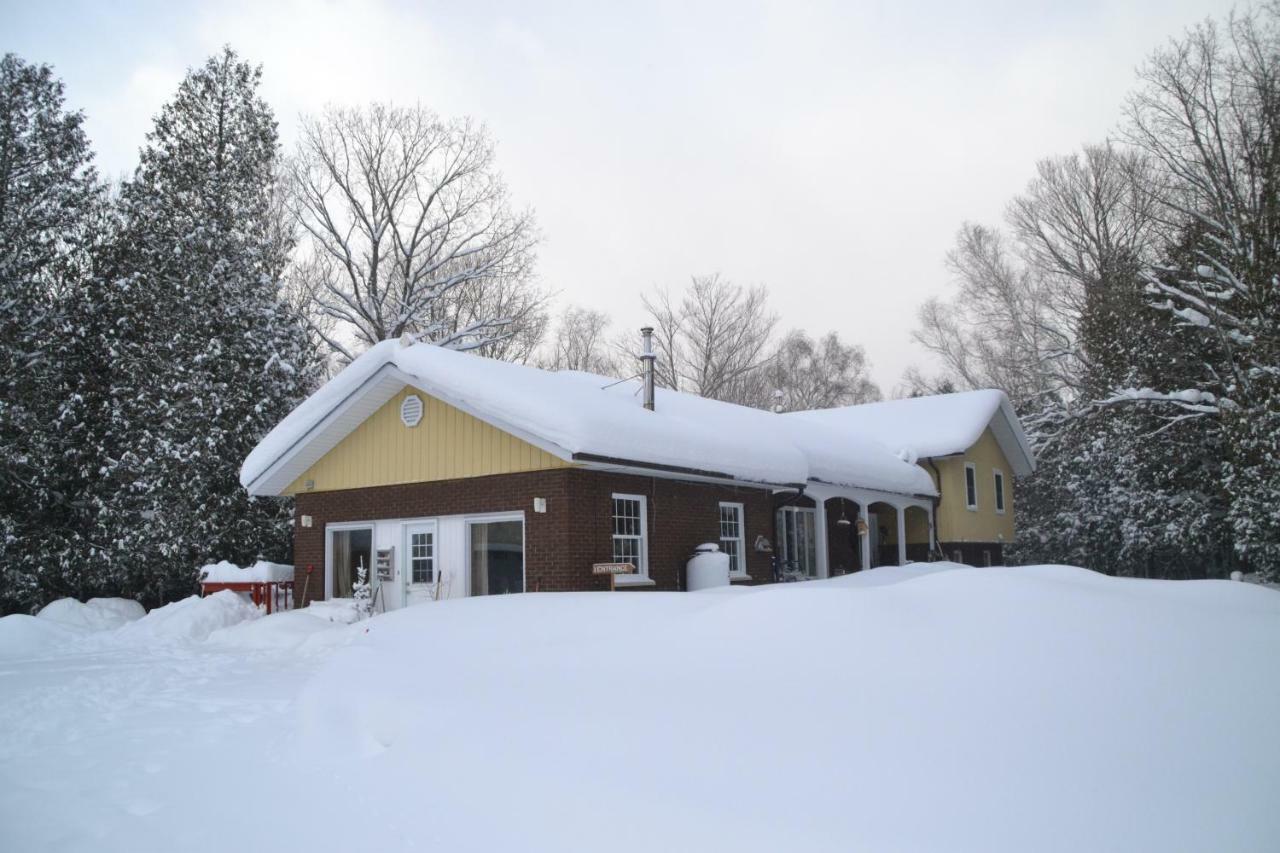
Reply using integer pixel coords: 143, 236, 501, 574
2, 564, 1278, 852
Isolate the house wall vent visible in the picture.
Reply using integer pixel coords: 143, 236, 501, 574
400, 394, 424, 427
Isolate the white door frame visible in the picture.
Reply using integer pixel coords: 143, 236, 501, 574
323, 521, 375, 600
464, 511, 527, 596
402, 519, 439, 604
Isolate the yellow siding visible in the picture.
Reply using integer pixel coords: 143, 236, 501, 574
285, 386, 570, 495
922, 427, 1016, 544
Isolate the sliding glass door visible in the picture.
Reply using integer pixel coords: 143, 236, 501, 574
468, 517, 524, 596
329, 526, 373, 598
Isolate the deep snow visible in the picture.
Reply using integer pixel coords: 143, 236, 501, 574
1, 564, 1278, 852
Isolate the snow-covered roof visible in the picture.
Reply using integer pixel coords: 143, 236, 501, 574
785, 390, 1036, 476
241, 341, 938, 498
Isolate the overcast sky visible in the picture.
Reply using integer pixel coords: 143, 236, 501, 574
8, 0, 1235, 390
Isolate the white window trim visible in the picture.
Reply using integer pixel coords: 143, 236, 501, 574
718, 501, 749, 579
993, 468, 1006, 515
964, 462, 978, 512
611, 493, 652, 586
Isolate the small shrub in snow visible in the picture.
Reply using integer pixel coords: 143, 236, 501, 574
352, 563, 372, 620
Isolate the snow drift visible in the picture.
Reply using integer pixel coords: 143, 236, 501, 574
113, 591, 262, 644
36, 597, 145, 631
295, 563, 1280, 852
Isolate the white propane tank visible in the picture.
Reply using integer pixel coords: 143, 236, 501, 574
686, 542, 731, 591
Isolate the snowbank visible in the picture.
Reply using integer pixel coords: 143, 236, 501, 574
113, 591, 261, 644
304, 598, 362, 624
207, 609, 350, 653
0, 613, 84, 659
36, 597, 145, 631
293, 565, 1280, 852
199, 560, 293, 583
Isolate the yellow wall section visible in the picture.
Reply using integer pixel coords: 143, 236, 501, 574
924, 427, 1016, 544
285, 386, 570, 495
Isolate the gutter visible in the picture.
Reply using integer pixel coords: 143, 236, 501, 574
570, 451, 804, 492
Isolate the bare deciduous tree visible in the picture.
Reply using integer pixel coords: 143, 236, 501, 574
1123, 7, 1280, 410
289, 104, 540, 361
911, 143, 1157, 408
539, 306, 621, 376
760, 330, 881, 411
641, 273, 777, 403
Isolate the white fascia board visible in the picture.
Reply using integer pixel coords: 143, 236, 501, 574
991, 399, 1036, 476
246, 364, 406, 496
805, 479, 938, 506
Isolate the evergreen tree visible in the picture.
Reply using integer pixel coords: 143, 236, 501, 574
0, 54, 104, 613
90, 48, 320, 606
1011, 254, 1233, 577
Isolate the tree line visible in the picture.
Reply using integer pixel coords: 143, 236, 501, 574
0, 47, 883, 614
908, 6, 1280, 581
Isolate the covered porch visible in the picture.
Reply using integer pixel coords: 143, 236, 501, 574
773, 483, 936, 581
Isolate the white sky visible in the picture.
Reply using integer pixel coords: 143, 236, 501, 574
7, 0, 1235, 389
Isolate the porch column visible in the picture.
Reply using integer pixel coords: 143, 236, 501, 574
927, 502, 938, 557
858, 500, 871, 571
814, 492, 830, 579
896, 505, 907, 566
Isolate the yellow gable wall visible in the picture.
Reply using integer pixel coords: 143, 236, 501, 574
285, 386, 570, 495
922, 426, 1016, 545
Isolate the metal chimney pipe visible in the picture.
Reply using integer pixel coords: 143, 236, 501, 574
640, 326, 656, 411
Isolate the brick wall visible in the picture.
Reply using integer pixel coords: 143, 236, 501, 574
292, 468, 776, 603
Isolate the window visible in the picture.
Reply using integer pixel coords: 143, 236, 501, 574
993, 469, 1006, 515
409, 530, 434, 583
775, 506, 818, 578
964, 463, 978, 510
611, 494, 648, 578
719, 502, 746, 576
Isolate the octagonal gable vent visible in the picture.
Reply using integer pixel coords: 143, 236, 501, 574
400, 394, 424, 428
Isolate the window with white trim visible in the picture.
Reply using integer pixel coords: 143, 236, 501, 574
964, 463, 978, 510
719, 502, 746, 576
409, 530, 434, 583
611, 494, 648, 577
993, 469, 1006, 515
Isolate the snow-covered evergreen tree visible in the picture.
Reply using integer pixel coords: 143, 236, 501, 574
0, 54, 105, 613
88, 48, 321, 605
1123, 8, 1280, 579
352, 561, 372, 619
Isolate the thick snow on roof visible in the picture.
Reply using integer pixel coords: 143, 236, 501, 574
786, 389, 1032, 472
241, 341, 936, 496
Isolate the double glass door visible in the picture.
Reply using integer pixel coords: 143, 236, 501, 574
776, 507, 818, 578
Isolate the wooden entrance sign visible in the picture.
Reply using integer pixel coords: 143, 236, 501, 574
593, 562, 635, 591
